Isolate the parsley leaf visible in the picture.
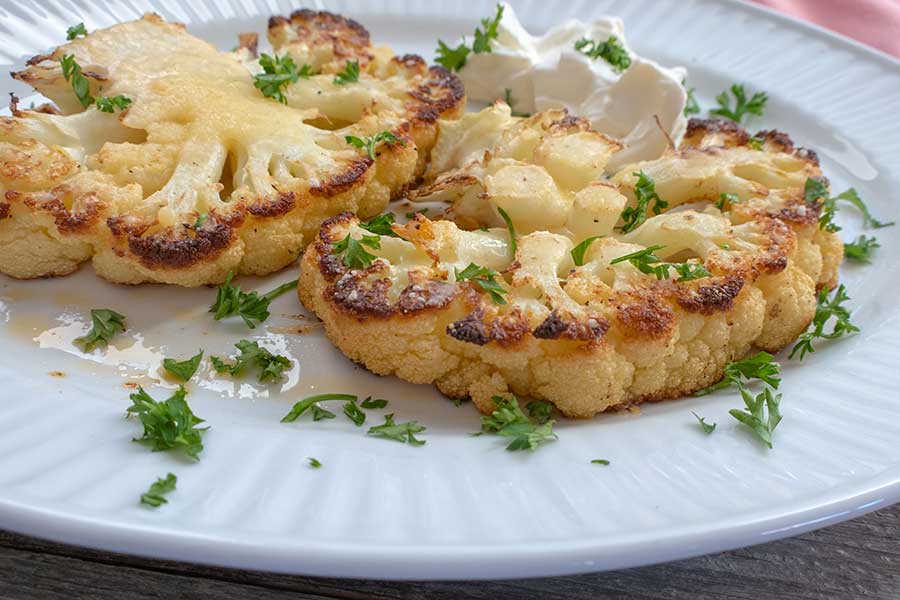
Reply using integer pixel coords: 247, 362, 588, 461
472, 4, 504, 53
496, 205, 517, 256
333, 60, 360, 85
503, 88, 531, 117
617, 171, 668, 233
193, 213, 208, 229
833, 188, 894, 230
709, 83, 768, 124
729, 386, 782, 449
574, 35, 631, 73
683, 81, 700, 116
253, 53, 309, 104
480, 395, 557, 451
789, 284, 859, 360
94, 95, 132, 113
525, 400, 553, 424
715, 192, 739, 211
140, 473, 177, 508
66, 22, 87, 40
843, 235, 879, 263
59, 54, 93, 109
590, 459, 610, 465
692, 412, 717, 434
308, 457, 322, 468
332, 233, 381, 270
162, 350, 204, 382
209, 272, 298, 329
695, 351, 781, 396
74, 308, 126, 352
368, 413, 427, 445
359, 213, 397, 237
312, 405, 336, 421
747, 136, 764, 151
610, 245, 669, 279
435, 39, 470, 71
671, 262, 712, 282
281, 393, 357, 423
343, 398, 366, 426
360, 397, 388, 409
211, 339, 292, 382
455, 263, 508, 304
570, 236, 603, 266
344, 130, 404, 161
126, 386, 207, 460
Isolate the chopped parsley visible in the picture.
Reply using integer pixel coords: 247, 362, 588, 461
360, 397, 388, 409
210, 339, 292, 382
344, 131, 404, 160
368, 413, 427, 445
281, 393, 357, 423
312, 405, 336, 421
496, 205, 517, 256
333, 60, 360, 85
253, 53, 310, 104
671, 262, 712, 282
525, 400, 553, 424
60, 54, 131, 112
715, 193, 739, 211
590, 459, 611, 466
343, 398, 367, 426
570, 236, 603, 266
696, 351, 781, 396
332, 233, 381, 269
74, 308, 126, 352
140, 473, 177, 508
843, 235, 879, 263
162, 350, 204, 382
126, 385, 207, 460
434, 4, 504, 71
66, 22, 87, 40
574, 36, 631, 73
692, 412, 717, 434
747, 136, 764, 151
308, 457, 322, 468
94, 95, 132, 113
193, 213, 209, 229
359, 213, 397, 237
709, 83, 768, 124
405, 208, 429, 219
683, 81, 700, 116
617, 171, 668, 233
789, 284, 858, 360
479, 395, 557, 451
209, 272, 298, 329
610, 246, 710, 282
455, 263, 508, 304
730, 386, 782, 449
503, 88, 531, 117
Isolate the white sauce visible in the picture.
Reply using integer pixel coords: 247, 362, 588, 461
458, 3, 687, 171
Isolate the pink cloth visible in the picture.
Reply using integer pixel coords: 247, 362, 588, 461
753, 0, 900, 57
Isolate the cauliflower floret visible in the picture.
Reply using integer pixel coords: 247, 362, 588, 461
0, 11, 464, 286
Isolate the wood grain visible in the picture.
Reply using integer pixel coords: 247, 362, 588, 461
2, 504, 899, 599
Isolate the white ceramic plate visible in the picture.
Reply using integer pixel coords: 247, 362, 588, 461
1, 0, 899, 580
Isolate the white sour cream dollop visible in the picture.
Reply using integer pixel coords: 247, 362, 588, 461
458, 3, 687, 170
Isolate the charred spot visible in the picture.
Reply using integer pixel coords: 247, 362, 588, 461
15, 191, 102, 234
488, 310, 530, 346
315, 212, 356, 279
393, 54, 426, 71
533, 310, 609, 340
328, 272, 394, 318
25, 52, 54, 67
447, 311, 489, 345
795, 146, 819, 166
247, 191, 296, 217
277, 9, 373, 65
548, 114, 590, 133
754, 129, 795, 153
237, 32, 259, 58
127, 222, 236, 269
778, 202, 821, 226
0, 202, 9, 220
683, 117, 750, 148
396, 280, 459, 313
407, 66, 466, 123
310, 157, 371, 196
616, 295, 675, 339
676, 276, 744, 315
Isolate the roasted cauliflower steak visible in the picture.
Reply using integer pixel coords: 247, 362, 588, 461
0, 11, 463, 285
299, 113, 843, 417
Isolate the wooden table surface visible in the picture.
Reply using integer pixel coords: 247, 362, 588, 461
2, 503, 899, 599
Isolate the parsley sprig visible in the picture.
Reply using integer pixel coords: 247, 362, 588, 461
478, 395, 557, 451
683, 80, 700, 116
59, 54, 132, 112
66, 22, 87, 40
74, 308, 126, 352
253, 53, 310, 104
344, 131, 404, 160
162, 350, 204, 382
808, 179, 894, 233
333, 60, 360, 85
126, 386, 207, 460
570, 236, 603, 266
574, 36, 631, 73
332, 233, 381, 269
696, 351, 781, 396
359, 213, 398, 237
617, 171, 668, 233
610, 246, 711, 282
434, 4, 504, 71
709, 83, 768, 124
455, 263, 508, 304
789, 284, 859, 360
141, 473, 177, 508
368, 413, 427, 445
211, 340, 292, 382
209, 273, 298, 329
729, 386, 782, 449
281, 393, 358, 423
843, 235, 879, 263
692, 412, 716, 434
